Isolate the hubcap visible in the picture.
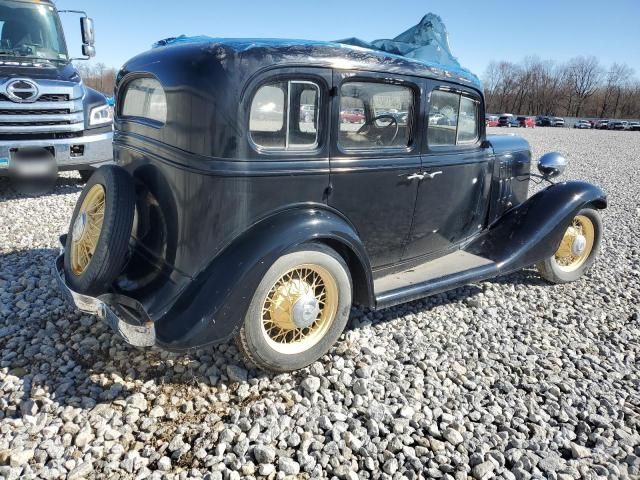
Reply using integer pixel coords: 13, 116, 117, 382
553, 215, 595, 272
261, 264, 338, 354
70, 184, 105, 275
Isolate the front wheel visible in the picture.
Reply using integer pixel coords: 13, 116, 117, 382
536, 208, 602, 284
236, 244, 352, 372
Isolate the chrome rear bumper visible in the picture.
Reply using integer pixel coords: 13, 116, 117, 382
54, 237, 156, 347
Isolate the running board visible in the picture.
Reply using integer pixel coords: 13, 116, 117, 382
374, 251, 498, 309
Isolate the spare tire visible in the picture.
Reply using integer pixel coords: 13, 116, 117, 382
64, 165, 136, 295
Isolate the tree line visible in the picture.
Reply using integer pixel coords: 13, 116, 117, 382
483, 56, 640, 119
74, 62, 118, 96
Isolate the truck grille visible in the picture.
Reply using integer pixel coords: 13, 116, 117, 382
0, 79, 83, 135
0, 93, 70, 102
0, 109, 70, 115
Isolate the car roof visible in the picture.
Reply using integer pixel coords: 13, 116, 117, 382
134, 37, 482, 90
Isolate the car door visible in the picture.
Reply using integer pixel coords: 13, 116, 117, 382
402, 83, 492, 260
328, 71, 422, 268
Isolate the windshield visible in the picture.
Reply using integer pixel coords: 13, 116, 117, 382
0, 1, 67, 61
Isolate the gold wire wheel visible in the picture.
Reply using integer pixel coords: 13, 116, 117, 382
261, 264, 338, 355
553, 214, 595, 272
70, 184, 105, 275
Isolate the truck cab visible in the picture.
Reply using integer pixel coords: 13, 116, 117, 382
0, 0, 112, 185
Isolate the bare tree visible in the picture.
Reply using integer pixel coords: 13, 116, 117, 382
73, 61, 117, 95
483, 56, 638, 119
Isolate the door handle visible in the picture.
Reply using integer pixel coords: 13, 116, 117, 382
423, 171, 443, 179
405, 173, 425, 180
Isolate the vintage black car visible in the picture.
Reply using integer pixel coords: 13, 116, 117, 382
56, 38, 606, 372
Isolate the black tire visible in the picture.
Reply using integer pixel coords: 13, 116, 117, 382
236, 243, 352, 372
536, 208, 602, 284
78, 169, 94, 183
64, 165, 136, 295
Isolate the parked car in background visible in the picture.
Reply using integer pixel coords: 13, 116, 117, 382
485, 115, 499, 127
535, 115, 545, 126
627, 121, 640, 131
340, 108, 365, 123
300, 104, 315, 123
498, 115, 520, 127
587, 120, 596, 129
0, 0, 113, 187
609, 120, 628, 130
56, 37, 606, 372
551, 117, 565, 127
596, 120, 609, 130
517, 116, 535, 128
574, 120, 591, 129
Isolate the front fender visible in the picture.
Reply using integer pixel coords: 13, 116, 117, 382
154, 206, 372, 350
466, 180, 606, 273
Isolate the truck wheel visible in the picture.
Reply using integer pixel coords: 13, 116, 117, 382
536, 208, 602, 284
64, 165, 136, 295
236, 244, 352, 372
78, 169, 94, 183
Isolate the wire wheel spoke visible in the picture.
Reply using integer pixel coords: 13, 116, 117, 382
70, 184, 106, 275
260, 263, 338, 354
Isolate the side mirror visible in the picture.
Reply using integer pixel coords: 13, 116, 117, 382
82, 44, 96, 58
80, 17, 95, 46
537, 152, 566, 178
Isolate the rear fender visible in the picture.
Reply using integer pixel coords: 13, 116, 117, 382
154, 207, 373, 350
466, 180, 606, 273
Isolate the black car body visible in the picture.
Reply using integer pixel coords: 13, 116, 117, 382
56, 38, 606, 366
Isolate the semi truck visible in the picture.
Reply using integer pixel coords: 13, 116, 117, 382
0, 0, 112, 187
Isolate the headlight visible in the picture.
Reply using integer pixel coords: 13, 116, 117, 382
89, 104, 114, 126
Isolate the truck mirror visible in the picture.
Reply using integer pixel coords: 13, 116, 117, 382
81, 17, 95, 46
82, 44, 96, 58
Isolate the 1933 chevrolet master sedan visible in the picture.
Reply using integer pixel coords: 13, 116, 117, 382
56, 38, 606, 372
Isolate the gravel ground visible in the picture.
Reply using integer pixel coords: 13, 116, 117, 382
0, 128, 639, 479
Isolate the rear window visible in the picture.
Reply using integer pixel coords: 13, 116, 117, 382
121, 77, 167, 125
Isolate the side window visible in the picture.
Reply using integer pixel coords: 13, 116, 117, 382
458, 96, 479, 144
428, 89, 479, 147
121, 77, 167, 124
339, 81, 413, 150
249, 80, 320, 150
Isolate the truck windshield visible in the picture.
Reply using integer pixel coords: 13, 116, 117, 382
0, 0, 67, 61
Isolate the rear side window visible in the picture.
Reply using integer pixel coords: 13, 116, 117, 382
249, 80, 320, 150
428, 89, 479, 146
121, 77, 167, 124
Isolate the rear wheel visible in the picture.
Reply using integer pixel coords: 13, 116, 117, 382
536, 208, 602, 284
236, 244, 352, 372
64, 165, 136, 295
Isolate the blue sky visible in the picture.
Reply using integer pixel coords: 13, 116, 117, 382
57, 0, 640, 78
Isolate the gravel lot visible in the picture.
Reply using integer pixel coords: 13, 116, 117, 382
1, 127, 639, 479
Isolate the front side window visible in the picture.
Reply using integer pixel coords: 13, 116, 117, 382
121, 77, 167, 124
249, 80, 320, 150
428, 89, 479, 147
339, 81, 413, 150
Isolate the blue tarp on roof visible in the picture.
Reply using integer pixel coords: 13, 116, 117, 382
152, 13, 480, 87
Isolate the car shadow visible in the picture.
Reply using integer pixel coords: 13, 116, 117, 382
0, 247, 272, 420
0, 175, 84, 202
348, 267, 549, 329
